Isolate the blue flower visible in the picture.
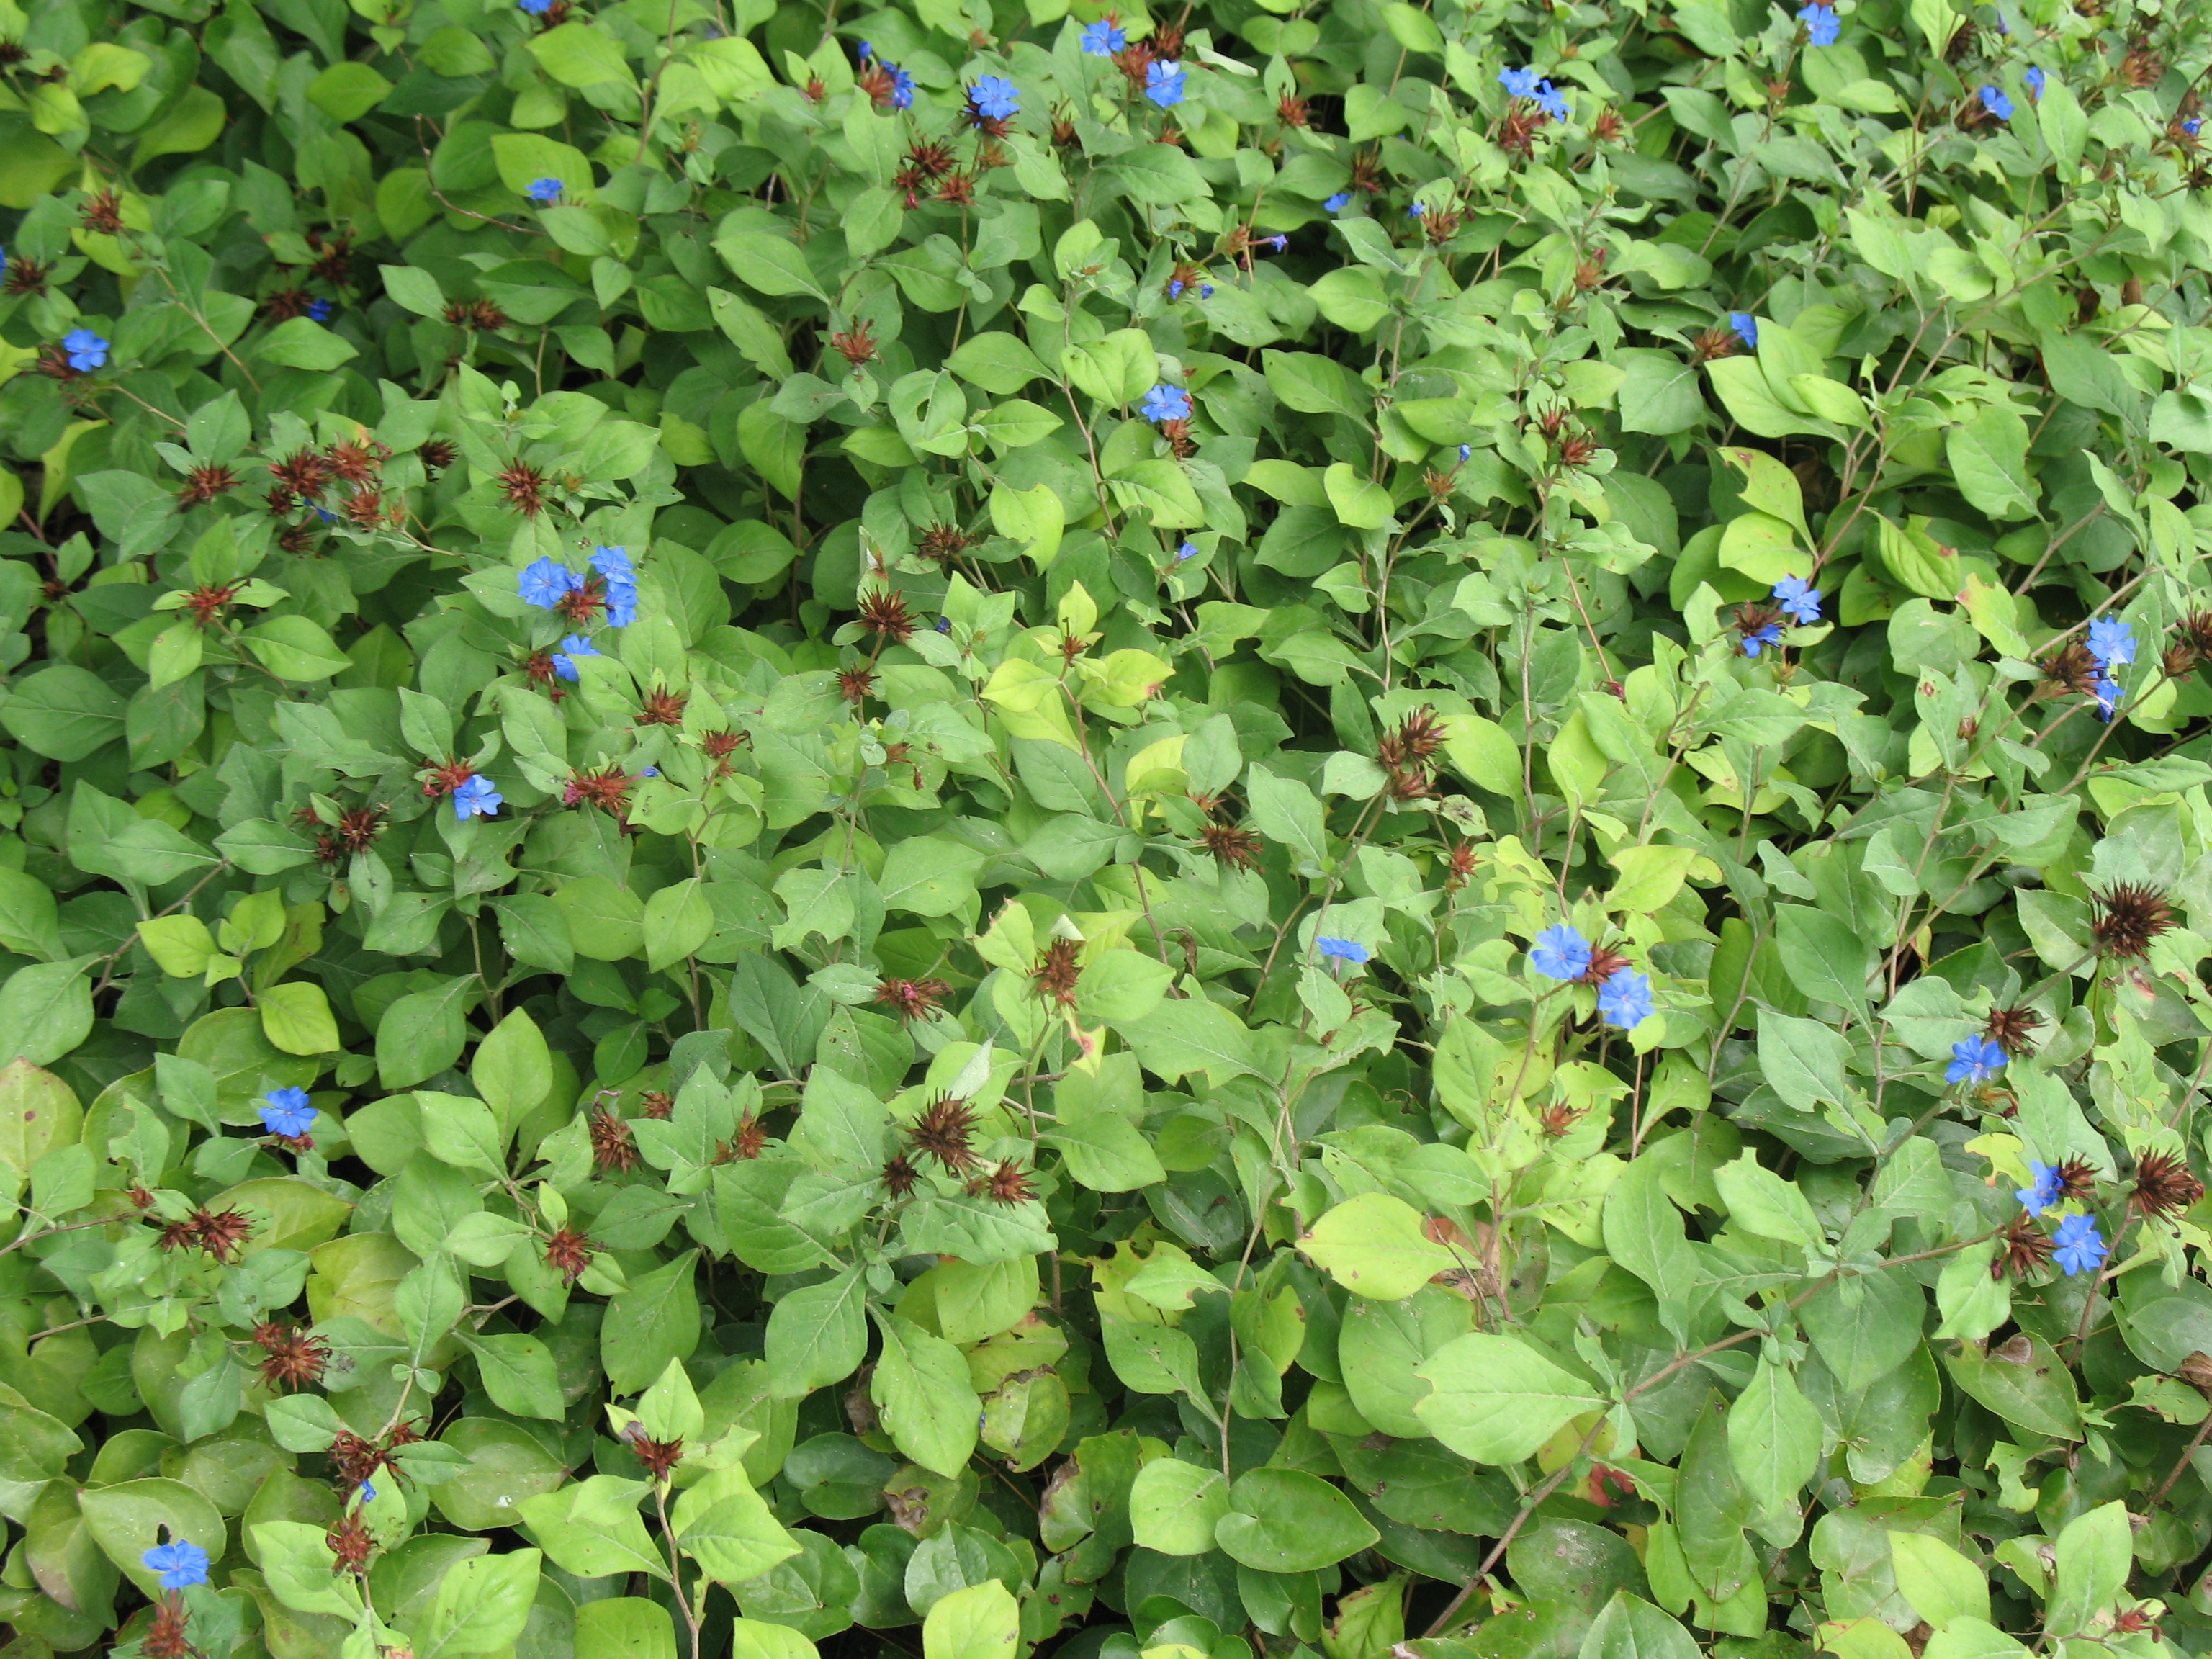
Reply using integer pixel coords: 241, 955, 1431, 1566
2188, 116, 2204, 137
1146, 60, 1186, 106
858, 40, 873, 58
1141, 384, 1193, 423
1262, 234, 1287, 251
935, 616, 952, 632
526, 177, 563, 203
1532, 80, 1571, 122
307, 298, 335, 322
1529, 925, 1593, 980
1325, 192, 1352, 212
1082, 19, 1125, 53
1176, 540, 1200, 562
315, 507, 337, 523
1979, 85, 2013, 120
2093, 671, 2121, 722
518, 557, 583, 609
1407, 201, 1427, 218
144, 1540, 210, 1590
518, 0, 550, 13
1797, 3, 1840, 45
63, 328, 109, 372
1742, 622, 1784, 657
0, 247, 7, 283
1946, 1035, 2006, 1085
2087, 616, 2134, 669
1773, 575, 1822, 624
969, 75, 1020, 122
2025, 66, 2046, 99
642, 767, 659, 776
2053, 1212, 2107, 1277
1169, 279, 1184, 298
2016, 1161, 2064, 1214
1498, 66, 1543, 98
1729, 312, 1758, 351
593, 544, 639, 628
1596, 968, 1654, 1029
260, 1087, 315, 1138
1457, 443, 1472, 462
887, 65, 915, 108
1200, 283, 1214, 297
453, 775, 503, 820
359, 1480, 377, 1504
553, 634, 598, 680
1317, 936, 1370, 964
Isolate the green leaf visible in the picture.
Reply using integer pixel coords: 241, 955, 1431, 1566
465, 1333, 565, 1421
922, 1581, 1021, 1659
1302, 1190, 1454, 1298
1414, 1333, 1608, 1464
413, 1549, 542, 1658
602, 1250, 701, 1395
1887, 1532, 1989, 1631
871, 1310, 980, 1477
1214, 1467, 1379, 1571
258, 981, 339, 1055
1, 666, 126, 760
1130, 1457, 1231, 1555
526, 21, 637, 86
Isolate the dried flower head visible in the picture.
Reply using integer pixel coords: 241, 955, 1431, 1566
498, 460, 548, 517
971, 1159, 1037, 1206
81, 188, 125, 235
588, 1102, 638, 1174
2123, 39, 2164, 86
252, 1321, 332, 1392
622, 1421, 686, 1481
876, 978, 950, 1021
2091, 882, 2175, 959
176, 462, 240, 512
1976, 1003, 2041, 1057
717, 1112, 768, 1162
881, 1152, 922, 1197
1992, 1213, 2054, 1280
907, 1093, 981, 1172
2133, 1149, 2203, 1218
418, 438, 458, 476
2038, 640, 2102, 697
639, 1090, 674, 1120
637, 688, 688, 727
4, 253, 49, 296
269, 449, 335, 503
1033, 937, 1083, 1005
141, 1599, 193, 1659
543, 1226, 598, 1283
325, 1511, 375, 1573
831, 320, 880, 365
1201, 820, 1264, 871
858, 586, 917, 644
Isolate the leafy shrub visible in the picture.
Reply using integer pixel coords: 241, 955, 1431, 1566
2, 0, 2212, 1652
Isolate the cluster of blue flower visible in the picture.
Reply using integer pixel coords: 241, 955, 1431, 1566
1530, 925, 1656, 1028
2085, 615, 2132, 721
1742, 576, 1822, 657
2016, 1161, 2109, 1276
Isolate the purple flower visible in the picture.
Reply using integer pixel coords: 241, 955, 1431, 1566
1773, 575, 1822, 624
63, 328, 109, 372
1141, 384, 1193, 423
1596, 968, 1653, 1028
970, 75, 1020, 122
1742, 622, 1784, 657
552, 634, 598, 680
1946, 1035, 2005, 1085
1318, 936, 1370, 964
2053, 1213, 2106, 1277
1529, 925, 1593, 980
143, 1540, 210, 1590
2025, 66, 2046, 99
454, 775, 503, 820
1797, 3, 1840, 45
593, 544, 639, 627
518, 557, 583, 609
1325, 192, 1352, 212
1979, 85, 2014, 120
526, 178, 562, 204
1730, 312, 1758, 350
2087, 616, 2134, 669
259, 1087, 315, 1138
2017, 1161, 2063, 1214
1146, 60, 1186, 107
2093, 671, 2121, 722
1082, 19, 1125, 54
307, 298, 335, 322
1498, 66, 1542, 97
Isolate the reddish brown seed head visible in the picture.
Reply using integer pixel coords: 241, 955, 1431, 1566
2091, 882, 2175, 959
142, 1598, 194, 1659
1201, 821, 1263, 871
543, 1226, 598, 1283
837, 665, 878, 705
418, 438, 458, 476
498, 460, 547, 517
1983, 1004, 2043, 1056
252, 1321, 332, 1392
81, 188, 125, 235
637, 688, 688, 727
907, 1094, 981, 1172
270, 449, 335, 502
876, 978, 951, 1021
858, 587, 917, 644
1033, 938, 1083, 1005
831, 320, 880, 366
2133, 1150, 2203, 1218
421, 757, 477, 799
622, 1421, 686, 1480
1277, 92, 1310, 127
2038, 640, 2102, 698
718, 1112, 768, 1163
588, 1103, 638, 1174
562, 765, 635, 817
175, 463, 241, 513
4, 253, 48, 296
639, 1091, 675, 1120
325, 1511, 376, 1573
881, 1152, 922, 1197
971, 1159, 1036, 1206
1992, 1213, 2054, 1280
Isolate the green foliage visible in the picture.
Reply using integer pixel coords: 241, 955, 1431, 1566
5, 0, 2212, 1650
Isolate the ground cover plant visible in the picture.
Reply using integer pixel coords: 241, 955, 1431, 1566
4, 0, 2212, 1651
